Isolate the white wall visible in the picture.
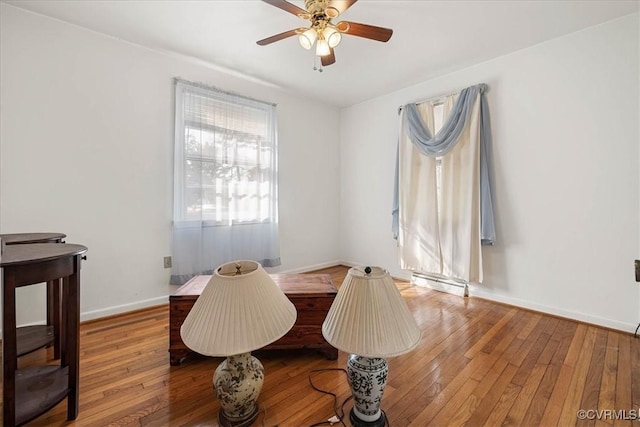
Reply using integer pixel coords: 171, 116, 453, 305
0, 4, 341, 326
340, 13, 640, 332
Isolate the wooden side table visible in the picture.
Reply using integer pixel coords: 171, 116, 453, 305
1, 242, 87, 426
1, 232, 66, 359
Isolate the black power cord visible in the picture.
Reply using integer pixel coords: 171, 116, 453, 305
635, 322, 639, 338
308, 368, 391, 427
308, 368, 352, 427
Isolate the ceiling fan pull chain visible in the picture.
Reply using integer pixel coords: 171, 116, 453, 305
313, 56, 323, 72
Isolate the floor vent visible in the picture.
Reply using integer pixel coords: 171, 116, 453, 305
411, 272, 469, 297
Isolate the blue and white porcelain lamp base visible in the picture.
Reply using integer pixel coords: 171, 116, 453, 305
213, 352, 264, 427
347, 354, 388, 427
322, 266, 422, 426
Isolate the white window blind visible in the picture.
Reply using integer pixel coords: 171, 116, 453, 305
174, 80, 277, 225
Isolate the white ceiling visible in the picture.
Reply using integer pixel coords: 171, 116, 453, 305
4, 0, 638, 107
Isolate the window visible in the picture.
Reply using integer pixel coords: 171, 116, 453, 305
174, 79, 277, 226
396, 84, 495, 284
171, 79, 281, 285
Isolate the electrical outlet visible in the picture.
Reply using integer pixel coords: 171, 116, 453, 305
164, 256, 172, 269
635, 259, 640, 282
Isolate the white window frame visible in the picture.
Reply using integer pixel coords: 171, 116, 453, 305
173, 79, 278, 227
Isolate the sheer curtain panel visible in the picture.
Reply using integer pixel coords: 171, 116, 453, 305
171, 79, 280, 285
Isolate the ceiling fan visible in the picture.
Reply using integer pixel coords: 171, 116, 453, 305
257, 0, 393, 67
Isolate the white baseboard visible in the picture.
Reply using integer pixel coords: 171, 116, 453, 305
274, 260, 343, 274
469, 286, 639, 334
80, 296, 168, 322
0, 296, 168, 337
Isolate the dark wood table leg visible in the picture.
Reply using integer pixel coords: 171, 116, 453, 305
66, 260, 80, 420
320, 348, 339, 360
3, 274, 17, 426
47, 278, 62, 359
170, 349, 189, 366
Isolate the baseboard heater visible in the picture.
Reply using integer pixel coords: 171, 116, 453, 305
411, 272, 469, 297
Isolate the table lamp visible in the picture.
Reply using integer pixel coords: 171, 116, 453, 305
180, 260, 297, 427
322, 266, 421, 427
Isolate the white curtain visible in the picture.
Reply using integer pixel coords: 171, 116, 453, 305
171, 79, 280, 285
398, 91, 484, 283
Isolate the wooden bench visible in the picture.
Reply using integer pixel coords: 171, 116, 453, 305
169, 273, 339, 365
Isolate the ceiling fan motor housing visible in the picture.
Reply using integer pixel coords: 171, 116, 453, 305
305, 0, 340, 21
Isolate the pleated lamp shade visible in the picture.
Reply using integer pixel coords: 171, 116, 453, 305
322, 266, 421, 358
180, 260, 297, 357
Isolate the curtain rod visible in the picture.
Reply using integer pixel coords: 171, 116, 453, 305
174, 77, 277, 107
397, 83, 488, 114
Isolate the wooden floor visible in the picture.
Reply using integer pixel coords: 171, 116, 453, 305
4, 265, 640, 426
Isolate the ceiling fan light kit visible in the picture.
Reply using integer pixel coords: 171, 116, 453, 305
258, 0, 393, 67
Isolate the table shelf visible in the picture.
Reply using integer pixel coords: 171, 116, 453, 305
15, 365, 69, 426
17, 325, 55, 357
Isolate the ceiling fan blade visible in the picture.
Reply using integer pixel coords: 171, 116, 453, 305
321, 48, 336, 66
328, 0, 358, 14
256, 29, 299, 46
336, 21, 393, 42
261, 0, 308, 17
